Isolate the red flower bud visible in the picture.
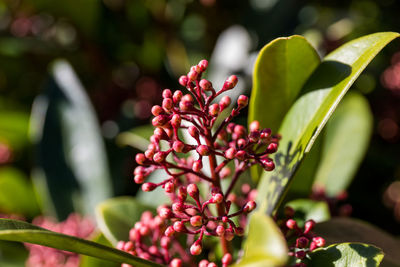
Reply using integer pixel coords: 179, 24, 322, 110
188, 126, 199, 139
261, 158, 275, 171
178, 186, 187, 201
234, 125, 246, 137
199, 79, 213, 91
152, 115, 169, 127
187, 184, 199, 199
219, 96, 231, 110
135, 153, 146, 165
134, 174, 145, 184
170, 258, 182, 267
313, 237, 325, 247
165, 226, 175, 237
295, 250, 306, 259
220, 167, 231, 179
159, 207, 173, 219
199, 260, 209, 267
173, 221, 186, 232
172, 141, 185, 153
222, 253, 233, 267
164, 181, 175, 193
208, 103, 220, 116
225, 75, 238, 89
142, 182, 157, 192
192, 160, 203, 172
249, 120, 260, 132
190, 215, 203, 227
197, 145, 210, 156
286, 219, 298, 230
179, 76, 188, 86
225, 147, 236, 159
267, 142, 278, 153
198, 59, 208, 71
237, 95, 249, 107
190, 242, 202, 255
144, 149, 155, 160
235, 227, 244, 236
243, 201, 256, 212
212, 193, 223, 204
224, 229, 234, 241
162, 89, 172, 99
304, 219, 316, 234
129, 228, 140, 241
188, 70, 198, 81
235, 150, 246, 160
153, 151, 167, 163
172, 202, 185, 213
162, 98, 173, 111
216, 225, 225, 236
171, 114, 181, 128
296, 237, 309, 248
173, 90, 183, 103
151, 105, 163, 116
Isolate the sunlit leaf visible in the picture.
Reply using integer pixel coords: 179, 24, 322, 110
285, 199, 330, 224
256, 32, 399, 215
80, 234, 120, 267
0, 219, 161, 267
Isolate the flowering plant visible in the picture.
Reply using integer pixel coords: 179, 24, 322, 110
0, 32, 399, 267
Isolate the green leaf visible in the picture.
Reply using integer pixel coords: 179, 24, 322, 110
307, 243, 384, 267
116, 125, 153, 151
314, 218, 400, 266
0, 167, 40, 218
256, 32, 399, 215
0, 109, 29, 151
249, 35, 320, 133
96, 197, 153, 246
285, 199, 330, 224
0, 240, 28, 267
80, 234, 120, 267
30, 60, 113, 220
248, 35, 320, 181
233, 212, 287, 267
313, 92, 373, 196
0, 219, 161, 267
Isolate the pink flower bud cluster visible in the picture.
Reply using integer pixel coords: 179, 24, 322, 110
277, 207, 326, 266
127, 59, 279, 266
25, 214, 94, 267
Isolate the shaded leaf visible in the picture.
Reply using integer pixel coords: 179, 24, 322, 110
314, 217, 400, 266
0, 240, 28, 267
0, 109, 29, 151
285, 199, 330, 224
96, 197, 153, 246
30, 60, 112, 220
233, 212, 287, 267
0, 219, 161, 267
80, 234, 120, 267
313, 92, 373, 196
116, 125, 153, 151
0, 167, 40, 218
307, 242, 384, 267
255, 32, 399, 215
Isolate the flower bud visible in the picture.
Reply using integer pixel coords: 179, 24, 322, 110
212, 193, 223, 204
170, 258, 182, 267
152, 115, 169, 127
178, 186, 187, 201
295, 250, 306, 259
225, 75, 238, 89
250, 120, 260, 132
161, 236, 171, 248
172, 202, 185, 213
235, 227, 244, 236
172, 141, 185, 153
165, 226, 175, 237
187, 184, 199, 199
170, 114, 181, 128
164, 181, 175, 193
261, 158, 275, 171
199, 79, 212, 91
173, 90, 183, 103
188, 70, 198, 81
208, 103, 220, 116
235, 150, 246, 160
216, 225, 225, 236
135, 153, 146, 165
173, 221, 186, 232
296, 237, 309, 248
304, 219, 316, 234
249, 130, 260, 142
151, 105, 163, 116
117, 241, 125, 250
224, 229, 234, 241
219, 96, 231, 111
199, 260, 209, 267
198, 59, 208, 71
129, 228, 140, 241
179, 75, 188, 86
220, 167, 231, 179
153, 151, 167, 163
192, 160, 203, 172
144, 149, 155, 160
222, 253, 233, 267
188, 126, 199, 139
142, 183, 157, 192
267, 143, 278, 153
237, 95, 249, 107
313, 236, 325, 247
190, 215, 203, 227
196, 145, 210, 156
286, 219, 297, 230
134, 174, 145, 184
237, 138, 247, 148
234, 125, 246, 137
163, 89, 172, 99
207, 263, 217, 267
243, 201, 256, 213
163, 98, 174, 111
159, 207, 173, 219
310, 241, 318, 251
260, 128, 272, 140
225, 147, 236, 159
190, 242, 202, 255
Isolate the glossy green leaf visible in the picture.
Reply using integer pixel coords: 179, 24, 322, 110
314, 218, 400, 266
313, 92, 373, 196
80, 234, 120, 267
256, 32, 399, 215
96, 197, 153, 246
116, 125, 153, 151
0, 167, 40, 218
233, 212, 287, 267
307, 243, 384, 267
30, 60, 112, 220
0, 219, 161, 267
249, 35, 320, 133
249, 35, 320, 181
285, 199, 330, 224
